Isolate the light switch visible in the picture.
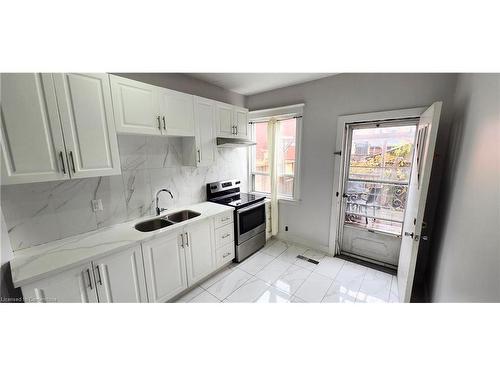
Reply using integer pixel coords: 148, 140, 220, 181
91, 199, 103, 212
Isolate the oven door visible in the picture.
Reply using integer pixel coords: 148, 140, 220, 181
236, 201, 266, 244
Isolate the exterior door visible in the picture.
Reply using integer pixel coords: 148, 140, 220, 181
235, 107, 249, 139
185, 219, 215, 285
53, 73, 121, 178
398, 102, 442, 302
216, 102, 234, 137
142, 230, 188, 302
21, 263, 97, 303
160, 88, 195, 136
93, 245, 148, 303
194, 96, 216, 166
0, 73, 69, 185
109, 75, 161, 135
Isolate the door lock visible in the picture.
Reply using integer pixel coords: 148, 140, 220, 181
404, 231, 414, 239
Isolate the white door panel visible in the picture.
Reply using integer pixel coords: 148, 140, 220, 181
142, 230, 188, 302
0, 73, 69, 184
54, 73, 121, 178
93, 245, 148, 303
216, 102, 234, 137
194, 97, 216, 166
21, 263, 97, 303
110, 75, 161, 135
160, 89, 195, 136
185, 219, 215, 285
235, 107, 249, 139
397, 102, 442, 302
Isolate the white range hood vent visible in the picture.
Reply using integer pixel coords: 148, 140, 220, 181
216, 137, 256, 148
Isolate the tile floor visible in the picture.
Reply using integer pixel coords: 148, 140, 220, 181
174, 238, 399, 303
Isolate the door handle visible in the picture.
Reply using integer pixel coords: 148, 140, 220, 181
157, 115, 161, 130
69, 151, 76, 173
95, 265, 103, 285
404, 231, 414, 239
185, 232, 189, 247
86, 269, 93, 289
59, 151, 66, 174
197, 149, 201, 163
162, 116, 166, 130
180, 233, 184, 248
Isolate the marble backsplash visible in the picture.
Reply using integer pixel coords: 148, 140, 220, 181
1, 135, 248, 251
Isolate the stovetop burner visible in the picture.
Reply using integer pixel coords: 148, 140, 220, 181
206, 179, 266, 209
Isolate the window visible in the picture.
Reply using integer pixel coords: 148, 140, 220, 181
343, 124, 416, 235
249, 106, 302, 200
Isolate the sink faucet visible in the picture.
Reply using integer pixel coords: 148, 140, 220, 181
155, 189, 174, 215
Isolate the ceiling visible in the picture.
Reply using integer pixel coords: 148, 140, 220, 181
186, 73, 337, 96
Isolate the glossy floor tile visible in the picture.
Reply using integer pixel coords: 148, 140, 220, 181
172, 238, 395, 303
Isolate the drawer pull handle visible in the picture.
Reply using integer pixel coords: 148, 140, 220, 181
223, 252, 232, 258
221, 217, 230, 222
222, 233, 230, 239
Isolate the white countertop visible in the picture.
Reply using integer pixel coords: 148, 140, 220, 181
10, 202, 233, 287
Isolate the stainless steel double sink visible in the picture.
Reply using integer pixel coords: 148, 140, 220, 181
134, 210, 201, 232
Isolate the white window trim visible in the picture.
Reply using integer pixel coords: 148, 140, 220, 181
248, 103, 304, 202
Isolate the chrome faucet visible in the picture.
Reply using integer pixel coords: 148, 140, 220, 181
155, 189, 174, 215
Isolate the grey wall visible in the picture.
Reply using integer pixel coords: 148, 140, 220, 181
428, 73, 500, 302
247, 73, 459, 249
113, 73, 246, 107
1, 136, 247, 251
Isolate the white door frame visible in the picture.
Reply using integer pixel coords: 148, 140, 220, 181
328, 106, 427, 255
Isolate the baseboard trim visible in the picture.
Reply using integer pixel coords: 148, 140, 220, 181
275, 232, 332, 256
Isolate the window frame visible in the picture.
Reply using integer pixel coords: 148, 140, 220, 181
248, 104, 304, 202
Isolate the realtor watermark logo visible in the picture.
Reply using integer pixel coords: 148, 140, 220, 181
1, 296, 57, 303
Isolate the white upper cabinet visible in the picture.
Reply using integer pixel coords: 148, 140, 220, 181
159, 88, 195, 136
109, 75, 162, 136
53, 73, 121, 178
92, 245, 148, 303
22, 263, 98, 303
216, 102, 250, 139
216, 102, 235, 137
193, 96, 216, 166
184, 219, 215, 285
142, 229, 188, 302
235, 106, 249, 139
0, 73, 69, 185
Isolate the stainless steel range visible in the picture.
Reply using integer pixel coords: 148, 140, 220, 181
207, 179, 266, 262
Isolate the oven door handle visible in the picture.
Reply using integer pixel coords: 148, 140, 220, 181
236, 201, 265, 214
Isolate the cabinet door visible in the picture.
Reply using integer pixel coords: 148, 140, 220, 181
109, 75, 161, 135
235, 107, 249, 139
93, 245, 148, 303
159, 88, 195, 136
216, 102, 234, 137
194, 96, 216, 166
21, 263, 97, 303
185, 219, 215, 285
142, 230, 187, 302
0, 73, 69, 185
53, 73, 121, 178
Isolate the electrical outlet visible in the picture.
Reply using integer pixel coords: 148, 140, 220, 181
285, 225, 288, 232
91, 199, 103, 212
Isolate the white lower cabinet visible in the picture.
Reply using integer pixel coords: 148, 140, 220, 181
142, 229, 188, 303
92, 246, 148, 303
22, 263, 98, 303
184, 219, 215, 286
20, 211, 235, 303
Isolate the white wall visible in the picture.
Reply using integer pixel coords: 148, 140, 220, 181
428, 73, 500, 302
247, 73, 459, 249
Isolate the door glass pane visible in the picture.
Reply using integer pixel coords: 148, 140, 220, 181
344, 125, 416, 235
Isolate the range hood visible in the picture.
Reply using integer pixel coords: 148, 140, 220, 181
216, 137, 256, 148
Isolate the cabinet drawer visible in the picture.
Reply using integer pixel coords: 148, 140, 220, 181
216, 242, 235, 266
214, 211, 234, 228
215, 224, 234, 248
